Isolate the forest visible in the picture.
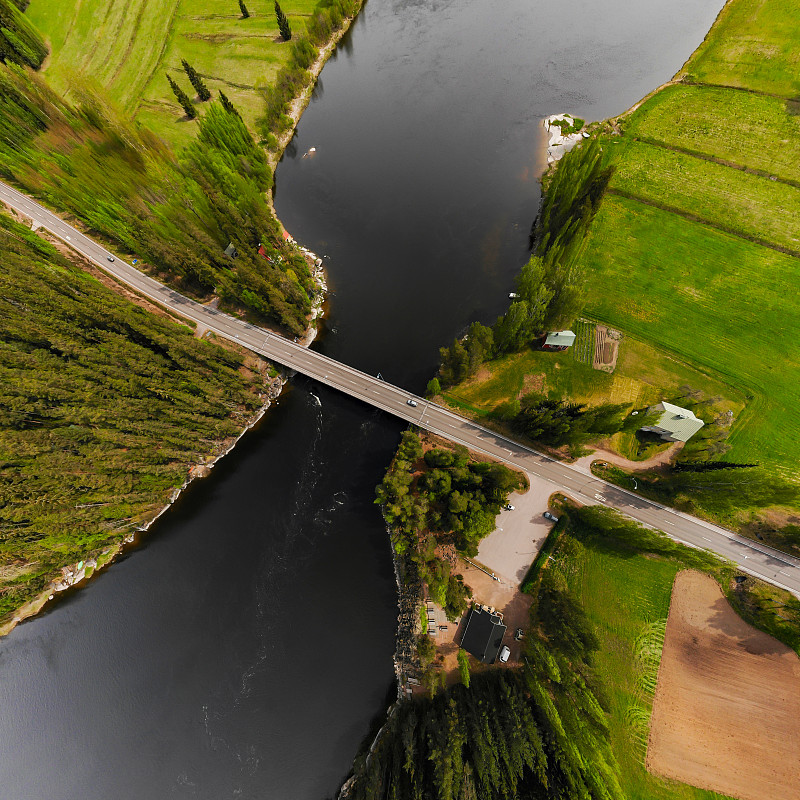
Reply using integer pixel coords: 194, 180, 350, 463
0, 210, 272, 623
345, 516, 622, 799
375, 431, 525, 620
0, 64, 316, 337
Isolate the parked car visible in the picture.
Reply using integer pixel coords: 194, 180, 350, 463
543, 511, 559, 522
504, 503, 515, 511
514, 628, 524, 641
498, 645, 511, 663
406, 399, 417, 407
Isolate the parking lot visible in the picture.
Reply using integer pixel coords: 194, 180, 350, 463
475, 475, 558, 584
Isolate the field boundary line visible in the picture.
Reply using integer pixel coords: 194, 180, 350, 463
629, 136, 800, 190
607, 188, 800, 260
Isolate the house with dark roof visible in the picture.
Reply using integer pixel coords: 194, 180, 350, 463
640, 401, 705, 442
460, 605, 507, 664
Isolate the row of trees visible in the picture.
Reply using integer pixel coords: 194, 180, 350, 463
236, 0, 291, 39
0, 65, 314, 335
511, 395, 650, 449
0, 211, 270, 625
258, 0, 363, 143
375, 432, 524, 619
438, 138, 614, 389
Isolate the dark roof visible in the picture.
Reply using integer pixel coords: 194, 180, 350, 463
460, 606, 507, 664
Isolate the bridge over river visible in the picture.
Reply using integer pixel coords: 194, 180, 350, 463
3, 179, 800, 598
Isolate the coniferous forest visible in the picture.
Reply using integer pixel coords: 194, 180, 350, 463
346, 560, 622, 800
0, 211, 272, 623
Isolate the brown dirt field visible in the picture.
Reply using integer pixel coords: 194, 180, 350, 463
647, 570, 800, 800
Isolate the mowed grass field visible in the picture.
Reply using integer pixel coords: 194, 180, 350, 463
28, 0, 319, 147
547, 524, 732, 800
576, 0, 800, 474
443, 329, 746, 463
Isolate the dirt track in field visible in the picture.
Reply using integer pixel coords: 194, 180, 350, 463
647, 571, 800, 800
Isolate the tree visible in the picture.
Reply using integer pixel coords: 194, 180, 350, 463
218, 90, 240, 116
457, 649, 471, 687
166, 74, 196, 118
181, 59, 211, 101
238, 0, 249, 17
426, 377, 442, 398
274, 1, 292, 40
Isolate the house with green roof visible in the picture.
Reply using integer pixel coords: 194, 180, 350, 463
640, 401, 705, 443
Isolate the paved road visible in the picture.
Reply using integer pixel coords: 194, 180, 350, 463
3, 180, 800, 598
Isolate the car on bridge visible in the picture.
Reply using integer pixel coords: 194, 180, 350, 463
407, 399, 417, 407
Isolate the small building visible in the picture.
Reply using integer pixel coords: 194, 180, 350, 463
460, 605, 507, 664
223, 242, 238, 259
640, 401, 705, 442
542, 330, 576, 351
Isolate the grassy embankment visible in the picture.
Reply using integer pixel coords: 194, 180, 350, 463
523, 504, 800, 800
28, 0, 321, 149
0, 209, 275, 629
440, 0, 800, 536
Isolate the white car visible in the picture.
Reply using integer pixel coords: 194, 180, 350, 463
407, 399, 417, 407
504, 503, 515, 511
498, 646, 510, 663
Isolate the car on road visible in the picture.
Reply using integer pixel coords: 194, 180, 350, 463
498, 645, 510, 663
406, 399, 417, 407
107, 256, 115, 262
543, 511, 559, 522
504, 503, 515, 511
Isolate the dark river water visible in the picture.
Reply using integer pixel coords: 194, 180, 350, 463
0, 1, 723, 797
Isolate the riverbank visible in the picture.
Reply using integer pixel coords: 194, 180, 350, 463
0, 2, 364, 638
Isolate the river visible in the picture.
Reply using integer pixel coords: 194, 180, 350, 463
0, 0, 723, 797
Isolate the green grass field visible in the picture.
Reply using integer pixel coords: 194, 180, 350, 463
608, 139, 800, 252
582, 194, 800, 469
622, 85, 800, 183
443, 332, 745, 459
28, 0, 319, 148
564, 0, 800, 477
543, 508, 800, 799
682, 0, 800, 96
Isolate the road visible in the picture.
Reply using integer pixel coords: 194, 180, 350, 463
3, 179, 800, 598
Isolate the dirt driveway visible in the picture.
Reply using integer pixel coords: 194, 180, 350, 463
647, 570, 800, 800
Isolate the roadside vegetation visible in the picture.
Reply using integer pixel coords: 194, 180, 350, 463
0, 210, 274, 626
0, 65, 316, 336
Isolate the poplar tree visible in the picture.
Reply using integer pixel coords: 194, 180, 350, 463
219, 90, 240, 116
181, 59, 211, 101
238, 0, 249, 17
166, 74, 196, 118
274, 1, 291, 40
